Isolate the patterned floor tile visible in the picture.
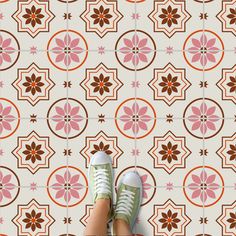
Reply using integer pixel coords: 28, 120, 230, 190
1, 51, 67, 118
68, 0, 133, 50
137, 0, 202, 50
1, 119, 68, 186
0, 187, 67, 236
0, 0, 236, 236
137, 51, 203, 118
68, 118, 136, 183
136, 187, 203, 236
205, 0, 236, 51
137, 119, 203, 187
204, 117, 236, 187
207, 51, 236, 118
205, 186, 236, 236
69, 51, 132, 118
1, 0, 66, 50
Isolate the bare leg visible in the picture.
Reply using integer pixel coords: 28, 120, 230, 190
84, 199, 110, 236
113, 219, 132, 236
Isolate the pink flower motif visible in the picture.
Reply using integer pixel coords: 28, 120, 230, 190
0, 171, 15, 202
52, 102, 83, 135
120, 102, 152, 135
120, 34, 151, 66
0, 103, 16, 135
0, 35, 15, 66
188, 170, 219, 203
51, 170, 83, 202
52, 34, 83, 66
141, 174, 151, 199
188, 102, 220, 134
188, 34, 219, 66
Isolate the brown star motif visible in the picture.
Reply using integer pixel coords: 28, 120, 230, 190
63, 217, 72, 224
199, 217, 208, 224
199, 149, 208, 156
22, 5, 44, 27
98, 114, 105, 123
63, 81, 72, 88
30, 114, 37, 123
63, 149, 72, 156
22, 209, 45, 232
166, 114, 173, 123
200, 81, 208, 88
159, 5, 181, 27
90, 5, 112, 27
200, 13, 208, 20
63, 13, 72, 20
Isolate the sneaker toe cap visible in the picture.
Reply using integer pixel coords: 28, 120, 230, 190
122, 171, 142, 188
90, 151, 112, 165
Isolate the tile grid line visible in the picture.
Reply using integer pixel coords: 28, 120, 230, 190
0, 10, 2, 235
132, 1, 138, 233
202, 0, 206, 235
2, 49, 236, 55
134, 0, 138, 172
7, 117, 236, 121
0, 2, 1, 169
66, 1, 70, 235
55, 0, 70, 235
134, 0, 138, 235
6, 184, 236, 189
2, 49, 234, 52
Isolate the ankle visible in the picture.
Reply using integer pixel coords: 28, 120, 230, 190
114, 218, 130, 228
95, 198, 111, 211
113, 219, 132, 235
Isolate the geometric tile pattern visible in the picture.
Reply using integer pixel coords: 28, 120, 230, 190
0, 0, 236, 235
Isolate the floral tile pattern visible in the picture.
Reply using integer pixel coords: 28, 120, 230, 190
0, 1, 236, 236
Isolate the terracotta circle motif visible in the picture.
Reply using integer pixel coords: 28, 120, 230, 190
183, 30, 224, 71
47, 166, 88, 207
57, 0, 78, 2
47, 98, 88, 139
0, 98, 20, 139
126, 0, 145, 2
115, 30, 156, 71
115, 98, 156, 139
183, 166, 224, 207
0, 166, 20, 207
194, 0, 214, 2
47, 30, 88, 71
183, 98, 224, 139
0, 30, 20, 71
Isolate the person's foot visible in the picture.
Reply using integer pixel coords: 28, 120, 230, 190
114, 171, 143, 230
88, 151, 113, 219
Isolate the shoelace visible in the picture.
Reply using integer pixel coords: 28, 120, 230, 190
116, 189, 135, 216
94, 168, 111, 195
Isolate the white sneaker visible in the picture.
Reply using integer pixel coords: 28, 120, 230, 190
114, 171, 143, 230
88, 151, 113, 219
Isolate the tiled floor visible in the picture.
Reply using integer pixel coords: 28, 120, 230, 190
0, 0, 236, 235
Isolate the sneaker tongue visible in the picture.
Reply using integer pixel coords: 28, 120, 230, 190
94, 164, 107, 170
114, 184, 138, 227
93, 164, 111, 202
124, 184, 136, 192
